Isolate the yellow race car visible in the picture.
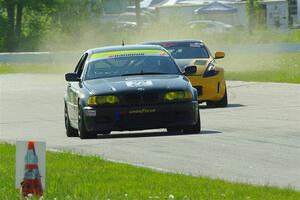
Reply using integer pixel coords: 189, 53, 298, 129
143, 40, 228, 107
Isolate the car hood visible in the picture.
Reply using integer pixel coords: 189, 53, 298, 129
175, 58, 210, 75
175, 59, 194, 70
83, 74, 190, 95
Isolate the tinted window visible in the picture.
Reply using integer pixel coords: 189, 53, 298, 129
160, 43, 209, 59
86, 55, 179, 80
75, 53, 88, 76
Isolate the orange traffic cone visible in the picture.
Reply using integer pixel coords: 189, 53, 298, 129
21, 141, 43, 197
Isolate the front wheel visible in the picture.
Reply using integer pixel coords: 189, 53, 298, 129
78, 106, 97, 139
207, 88, 228, 108
65, 104, 78, 137
183, 110, 201, 134
167, 127, 182, 133
100, 130, 111, 135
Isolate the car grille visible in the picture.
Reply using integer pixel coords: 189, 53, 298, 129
123, 91, 161, 105
118, 111, 188, 128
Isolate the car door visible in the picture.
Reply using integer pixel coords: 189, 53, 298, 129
67, 53, 88, 126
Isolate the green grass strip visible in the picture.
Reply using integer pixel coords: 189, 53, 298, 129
0, 143, 299, 199
226, 70, 300, 84
0, 64, 73, 74
220, 52, 300, 84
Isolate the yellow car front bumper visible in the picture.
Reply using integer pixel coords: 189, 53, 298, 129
187, 68, 226, 102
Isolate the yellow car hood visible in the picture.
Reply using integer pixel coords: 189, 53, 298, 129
175, 58, 211, 75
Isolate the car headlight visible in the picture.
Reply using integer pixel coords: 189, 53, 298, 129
164, 91, 192, 101
203, 61, 219, 77
88, 95, 119, 106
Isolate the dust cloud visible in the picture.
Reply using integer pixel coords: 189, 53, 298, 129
38, 17, 299, 73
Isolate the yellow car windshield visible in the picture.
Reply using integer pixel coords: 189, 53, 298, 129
160, 43, 209, 59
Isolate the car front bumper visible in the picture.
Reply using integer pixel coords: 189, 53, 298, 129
82, 101, 199, 132
188, 68, 226, 102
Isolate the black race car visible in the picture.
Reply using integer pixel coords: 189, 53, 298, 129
64, 45, 200, 139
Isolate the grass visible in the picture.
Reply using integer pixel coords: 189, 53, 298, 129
220, 52, 300, 83
0, 143, 299, 199
226, 70, 300, 83
0, 63, 73, 74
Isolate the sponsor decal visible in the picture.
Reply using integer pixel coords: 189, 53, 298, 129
160, 51, 167, 56
126, 80, 153, 87
129, 108, 156, 114
91, 50, 168, 60
160, 43, 177, 47
109, 53, 144, 58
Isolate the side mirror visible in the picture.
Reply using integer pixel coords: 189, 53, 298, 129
215, 51, 225, 59
184, 65, 197, 75
65, 73, 80, 82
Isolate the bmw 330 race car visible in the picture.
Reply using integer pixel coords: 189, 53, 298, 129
64, 45, 200, 139
143, 40, 228, 107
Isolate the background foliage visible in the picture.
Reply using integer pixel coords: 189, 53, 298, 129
0, 0, 103, 52
0, 0, 299, 52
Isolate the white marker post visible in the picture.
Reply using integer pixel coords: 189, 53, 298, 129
16, 141, 46, 198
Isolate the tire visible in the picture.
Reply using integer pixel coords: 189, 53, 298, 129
78, 106, 97, 139
167, 127, 182, 133
183, 110, 201, 134
64, 104, 78, 137
101, 130, 111, 135
206, 88, 228, 108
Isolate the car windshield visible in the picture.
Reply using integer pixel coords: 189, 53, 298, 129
85, 50, 180, 80
159, 42, 209, 59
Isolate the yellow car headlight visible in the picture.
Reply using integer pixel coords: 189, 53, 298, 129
88, 95, 119, 106
164, 91, 192, 101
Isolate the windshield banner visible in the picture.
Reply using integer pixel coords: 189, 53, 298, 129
90, 50, 168, 61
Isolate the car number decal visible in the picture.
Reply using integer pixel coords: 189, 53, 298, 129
125, 80, 153, 87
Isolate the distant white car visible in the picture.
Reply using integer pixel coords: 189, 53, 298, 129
112, 12, 153, 31
118, 12, 154, 23
187, 20, 234, 33
112, 21, 139, 31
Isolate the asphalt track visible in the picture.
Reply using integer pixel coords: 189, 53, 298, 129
0, 74, 299, 190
